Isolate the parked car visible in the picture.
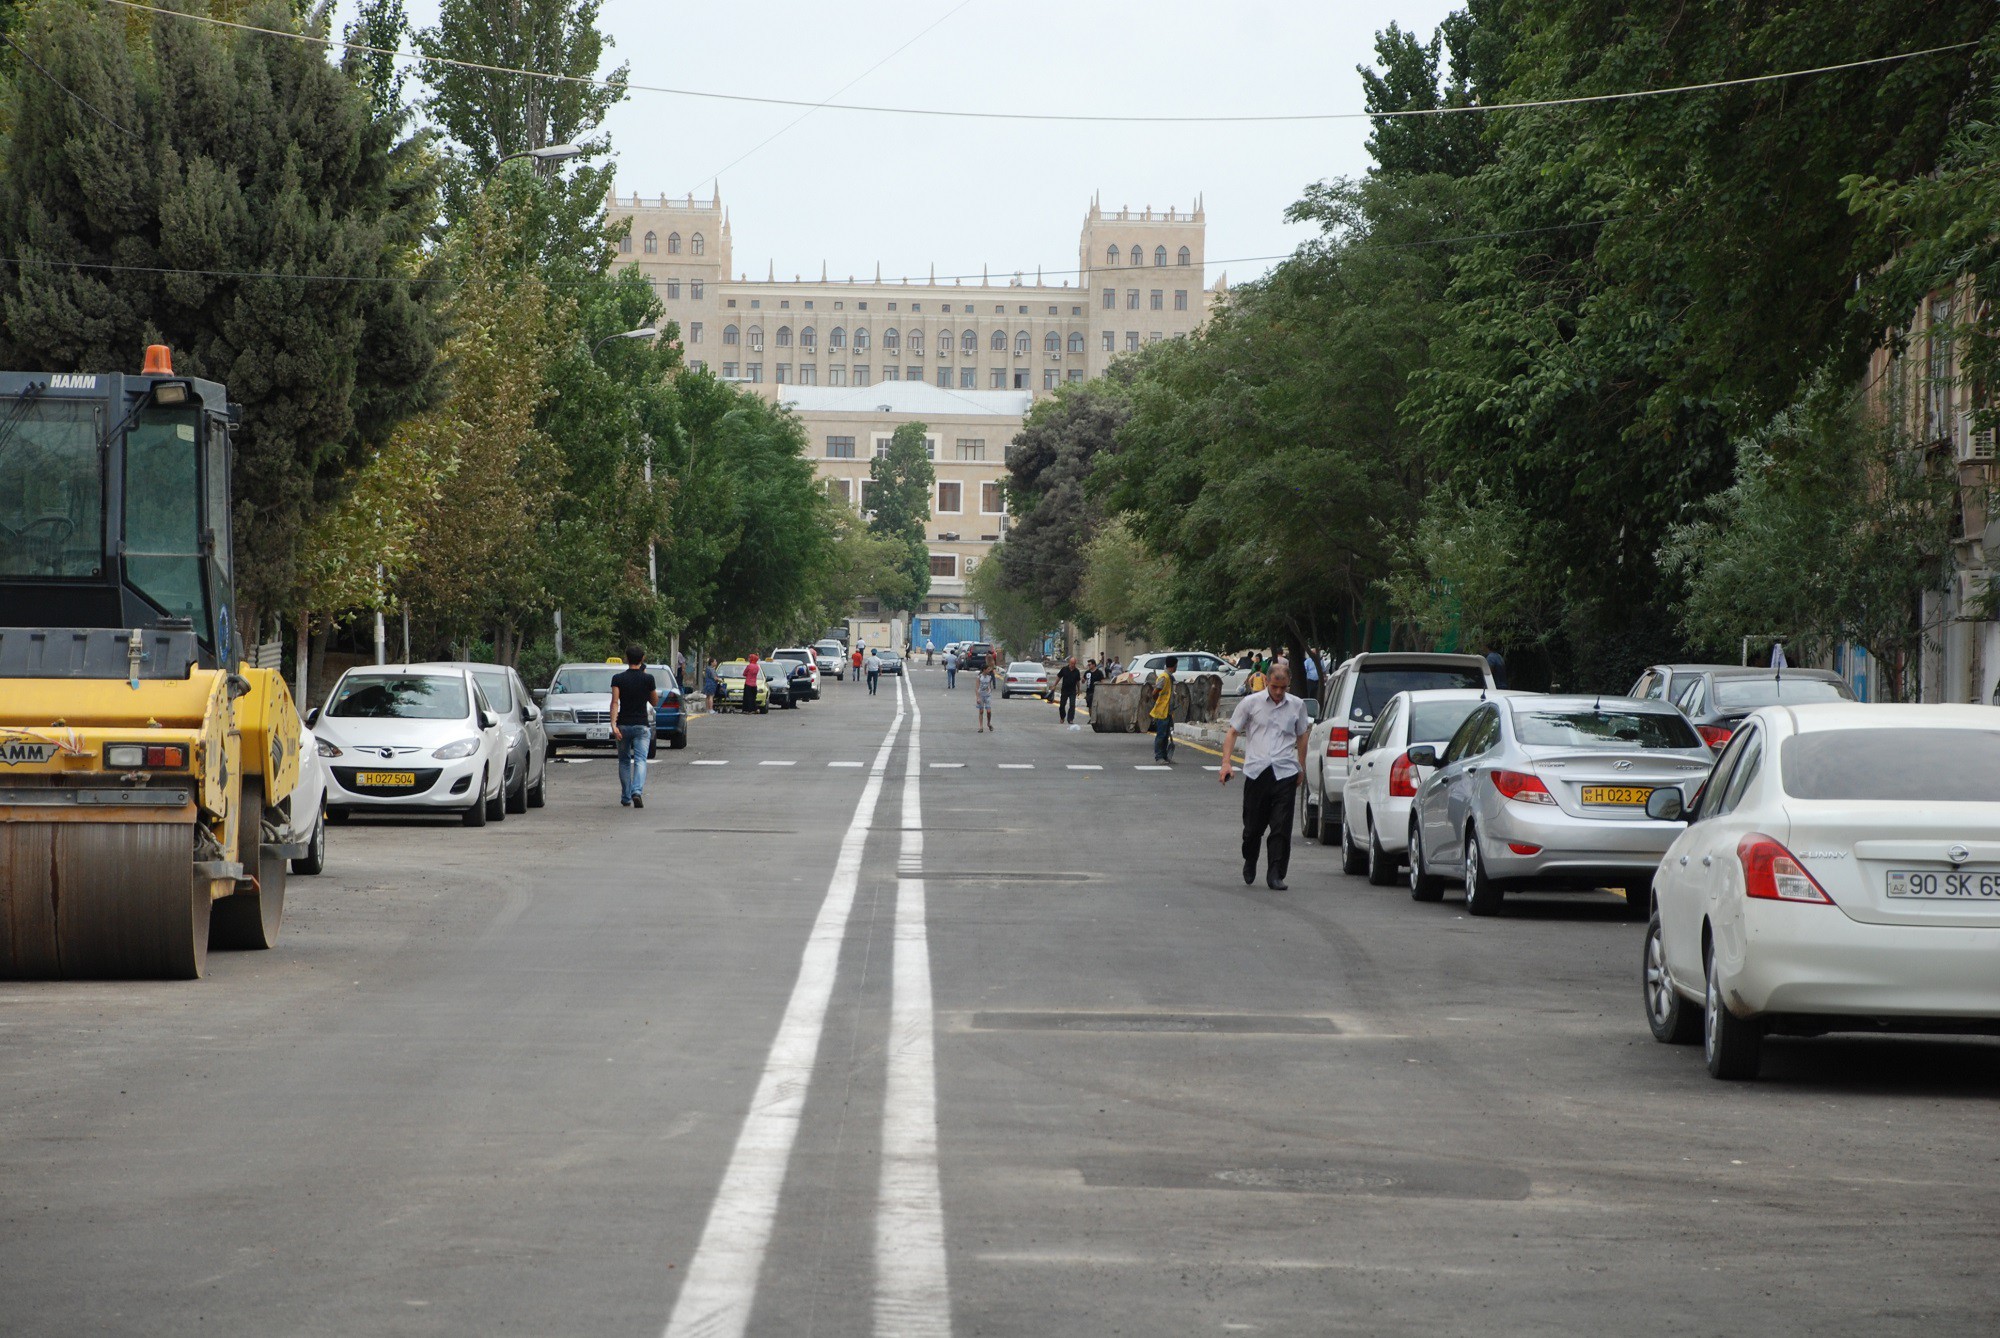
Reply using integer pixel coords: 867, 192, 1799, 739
311, 666, 509, 827
714, 660, 771, 713
538, 662, 676, 758
1002, 661, 1051, 699
1337, 689, 1517, 885
283, 720, 328, 875
1644, 703, 2000, 1080
415, 662, 546, 812
1304, 653, 1495, 841
1667, 667, 1854, 749
961, 642, 997, 671
876, 649, 904, 677
1123, 650, 1248, 697
813, 640, 845, 680
771, 647, 821, 700
1406, 694, 1714, 916
1629, 662, 1740, 707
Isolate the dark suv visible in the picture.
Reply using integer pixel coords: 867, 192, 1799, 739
962, 642, 996, 671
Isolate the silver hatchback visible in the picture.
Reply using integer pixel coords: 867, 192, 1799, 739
1406, 695, 1715, 916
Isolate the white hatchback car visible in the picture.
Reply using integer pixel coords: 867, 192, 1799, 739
312, 667, 509, 827
281, 721, 328, 875
1644, 703, 2000, 1080
1338, 689, 1515, 885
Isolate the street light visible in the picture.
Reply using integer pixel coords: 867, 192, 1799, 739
592, 326, 659, 355
484, 142, 584, 184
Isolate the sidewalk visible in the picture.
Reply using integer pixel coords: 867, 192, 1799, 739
1172, 719, 1244, 762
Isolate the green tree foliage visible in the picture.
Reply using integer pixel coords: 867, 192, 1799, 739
1077, 516, 1169, 640
996, 379, 1128, 628
967, 550, 1050, 657
867, 420, 934, 615
0, 0, 444, 626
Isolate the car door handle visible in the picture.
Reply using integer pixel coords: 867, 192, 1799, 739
1701, 856, 1712, 867
1678, 856, 1688, 866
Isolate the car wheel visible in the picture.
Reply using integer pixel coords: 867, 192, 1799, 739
1463, 826, 1502, 916
1340, 808, 1367, 876
1317, 800, 1342, 845
462, 773, 488, 827
1365, 817, 1397, 887
1001, 689, 1010, 699
1644, 913, 1700, 1045
1620, 882, 1652, 920
485, 775, 507, 823
505, 772, 528, 815
526, 769, 546, 808
545, 741, 560, 761
291, 806, 327, 876
1704, 943, 1763, 1079
1300, 791, 1320, 840
669, 730, 688, 749
328, 807, 351, 826
647, 733, 660, 759
1409, 819, 1444, 902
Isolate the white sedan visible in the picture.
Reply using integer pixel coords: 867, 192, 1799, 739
1645, 703, 2000, 1080
1338, 689, 1511, 885
1001, 661, 1050, 699
311, 666, 510, 827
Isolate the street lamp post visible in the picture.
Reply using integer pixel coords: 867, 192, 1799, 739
592, 326, 659, 356
484, 143, 584, 185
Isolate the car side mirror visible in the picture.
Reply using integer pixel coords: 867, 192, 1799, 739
532, 688, 548, 704
1645, 788, 1687, 823
1352, 730, 1372, 754
479, 709, 497, 730
303, 705, 320, 727
525, 704, 541, 722
1406, 745, 1440, 768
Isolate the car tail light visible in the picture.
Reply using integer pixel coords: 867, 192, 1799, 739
105, 743, 187, 768
666, 693, 682, 708
1507, 842, 1542, 856
1697, 724, 1733, 748
1388, 751, 1417, 797
1490, 769, 1555, 805
1325, 727, 1349, 759
1738, 834, 1834, 904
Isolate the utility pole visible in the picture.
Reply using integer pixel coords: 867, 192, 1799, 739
373, 565, 386, 665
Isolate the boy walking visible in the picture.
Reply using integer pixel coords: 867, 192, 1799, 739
608, 646, 659, 809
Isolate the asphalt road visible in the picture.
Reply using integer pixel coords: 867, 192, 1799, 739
2, 668, 1997, 1336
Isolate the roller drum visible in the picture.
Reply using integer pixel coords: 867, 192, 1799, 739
0, 822, 208, 980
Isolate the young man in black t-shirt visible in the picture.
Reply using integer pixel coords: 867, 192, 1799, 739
608, 645, 660, 809
1055, 657, 1082, 724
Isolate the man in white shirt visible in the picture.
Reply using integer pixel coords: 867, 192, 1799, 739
1218, 661, 1311, 890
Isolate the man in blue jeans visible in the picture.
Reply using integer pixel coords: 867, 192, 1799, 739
608, 645, 659, 809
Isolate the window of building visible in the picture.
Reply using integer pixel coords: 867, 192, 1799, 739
1127, 289, 1140, 310
750, 299, 761, 309
774, 363, 791, 384
1019, 305, 1029, 314
776, 326, 792, 347
826, 435, 856, 458
1178, 246, 1191, 266
805, 301, 814, 310
689, 321, 703, 343
911, 302, 921, 312
748, 326, 764, 352
723, 324, 739, 345
1067, 369, 1084, 383
666, 279, 682, 300
1126, 331, 1140, 351
1153, 245, 1166, 267
956, 439, 986, 461
929, 553, 958, 579
884, 327, 900, 353
1102, 288, 1115, 309
779, 300, 790, 309
1150, 290, 1163, 310
799, 364, 817, 385
691, 233, 705, 255
668, 232, 683, 254
981, 480, 1003, 512
888, 302, 898, 311
746, 363, 762, 383
1067, 331, 1084, 353
643, 231, 658, 254
1129, 245, 1143, 266
801, 326, 816, 352
1101, 332, 1114, 352
691, 281, 704, 300
990, 368, 1006, 388
959, 367, 974, 388
1174, 290, 1188, 311
854, 327, 870, 351
853, 366, 869, 385
829, 326, 846, 350
961, 329, 976, 355
1043, 330, 1060, 353
883, 365, 900, 380
994, 304, 1006, 313
936, 368, 951, 388
937, 481, 962, 513
1148, 332, 1163, 343
829, 477, 852, 505
860, 478, 878, 512
619, 232, 632, 253
991, 328, 1007, 351
1105, 244, 1120, 265
722, 361, 739, 378
1013, 370, 1027, 389
1014, 330, 1030, 355
873, 435, 892, 458
858, 301, 868, 310
830, 365, 847, 386
906, 366, 922, 383
909, 329, 924, 356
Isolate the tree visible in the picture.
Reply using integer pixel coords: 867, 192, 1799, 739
968, 551, 1052, 657
1077, 517, 1169, 640
868, 421, 934, 616
0, 0, 444, 630
997, 379, 1128, 628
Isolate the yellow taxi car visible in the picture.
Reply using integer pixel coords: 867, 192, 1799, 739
714, 661, 771, 713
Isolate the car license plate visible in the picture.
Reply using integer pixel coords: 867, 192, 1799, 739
1581, 785, 1653, 806
356, 770, 415, 788
587, 727, 609, 741
1886, 868, 2000, 900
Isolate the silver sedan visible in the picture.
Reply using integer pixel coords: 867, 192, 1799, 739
1406, 695, 1715, 916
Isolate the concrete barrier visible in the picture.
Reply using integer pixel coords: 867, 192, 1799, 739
1090, 675, 1223, 732
1091, 682, 1143, 732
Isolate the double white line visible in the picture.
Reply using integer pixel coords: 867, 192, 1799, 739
664, 672, 949, 1338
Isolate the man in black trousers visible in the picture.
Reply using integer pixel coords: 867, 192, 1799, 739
1216, 661, 1311, 891
1055, 656, 1082, 724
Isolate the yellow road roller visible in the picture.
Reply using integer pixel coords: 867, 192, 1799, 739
0, 347, 299, 979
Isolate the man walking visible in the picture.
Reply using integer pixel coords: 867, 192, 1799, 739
851, 646, 863, 682
943, 647, 959, 690
608, 645, 659, 809
1084, 658, 1104, 713
1055, 656, 1082, 725
1217, 662, 1311, 890
865, 648, 881, 695
1148, 656, 1177, 763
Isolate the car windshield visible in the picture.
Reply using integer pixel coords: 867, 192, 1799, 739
1351, 667, 1486, 718
472, 670, 514, 712
1712, 676, 1852, 708
1782, 728, 2000, 801
0, 398, 103, 578
550, 667, 616, 695
1410, 699, 1485, 744
329, 675, 469, 720
1515, 707, 1701, 749
719, 661, 748, 676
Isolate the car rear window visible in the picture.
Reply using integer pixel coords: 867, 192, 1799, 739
1712, 677, 1852, 708
1410, 699, 1484, 744
1514, 708, 1701, 750
773, 650, 808, 662
1781, 728, 2000, 801
1351, 668, 1485, 718
329, 675, 469, 720
550, 667, 615, 695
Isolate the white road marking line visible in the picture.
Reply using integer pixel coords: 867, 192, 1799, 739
1203, 765, 1221, 771
1135, 765, 1170, 771
997, 763, 1033, 769
880, 671, 951, 1335
928, 762, 963, 769
691, 759, 729, 766
828, 760, 864, 767
759, 760, 797, 766
1066, 764, 1102, 771
661, 689, 908, 1338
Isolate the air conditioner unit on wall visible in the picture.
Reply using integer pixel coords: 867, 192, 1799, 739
1971, 427, 1997, 460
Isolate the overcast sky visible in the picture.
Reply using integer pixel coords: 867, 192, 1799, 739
340, 1, 1461, 288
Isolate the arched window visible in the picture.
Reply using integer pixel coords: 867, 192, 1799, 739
854, 327, 871, 351
990, 328, 1007, 351
1043, 330, 1060, 353
830, 326, 847, 350
1014, 330, 1030, 355
723, 324, 739, 346
800, 326, 817, 352
1106, 244, 1120, 265
775, 326, 792, 348
1067, 332, 1084, 353
932, 330, 949, 357
747, 325, 764, 352
668, 232, 682, 255
961, 329, 976, 355
884, 327, 901, 353
1154, 245, 1167, 267
619, 232, 632, 254
1178, 246, 1191, 266
643, 231, 658, 255
1129, 245, 1143, 266
909, 329, 925, 356
691, 233, 705, 255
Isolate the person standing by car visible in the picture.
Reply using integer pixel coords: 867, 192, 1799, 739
1056, 657, 1082, 725
865, 649, 882, 696
975, 661, 997, 731
702, 657, 720, 712
743, 653, 763, 710
1148, 657, 1178, 763
943, 648, 959, 690
1216, 661, 1310, 890
608, 646, 659, 809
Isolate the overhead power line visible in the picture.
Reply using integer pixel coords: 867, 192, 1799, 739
0, 31, 140, 138
96, 1, 1978, 126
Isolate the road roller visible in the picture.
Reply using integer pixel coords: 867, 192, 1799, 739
0, 347, 299, 979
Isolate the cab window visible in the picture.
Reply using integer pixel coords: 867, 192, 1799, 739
1714, 727, 1764, 815
1693, 727, 1753, 820
1442, 706, 1494, 765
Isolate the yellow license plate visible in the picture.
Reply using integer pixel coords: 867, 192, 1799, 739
356, 770, 416, 788
1581, 785, 1652, 806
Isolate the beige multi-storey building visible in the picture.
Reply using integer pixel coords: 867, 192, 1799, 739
606, 190, 1221, 629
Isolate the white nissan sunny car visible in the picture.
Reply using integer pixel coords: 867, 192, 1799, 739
1643, 703, 2000, 1080
311, 667, 509, 827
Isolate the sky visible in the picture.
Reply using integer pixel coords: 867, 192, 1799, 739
334, 1, 1463, 288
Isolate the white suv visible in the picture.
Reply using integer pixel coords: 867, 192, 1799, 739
1301, 653, 1493, 845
